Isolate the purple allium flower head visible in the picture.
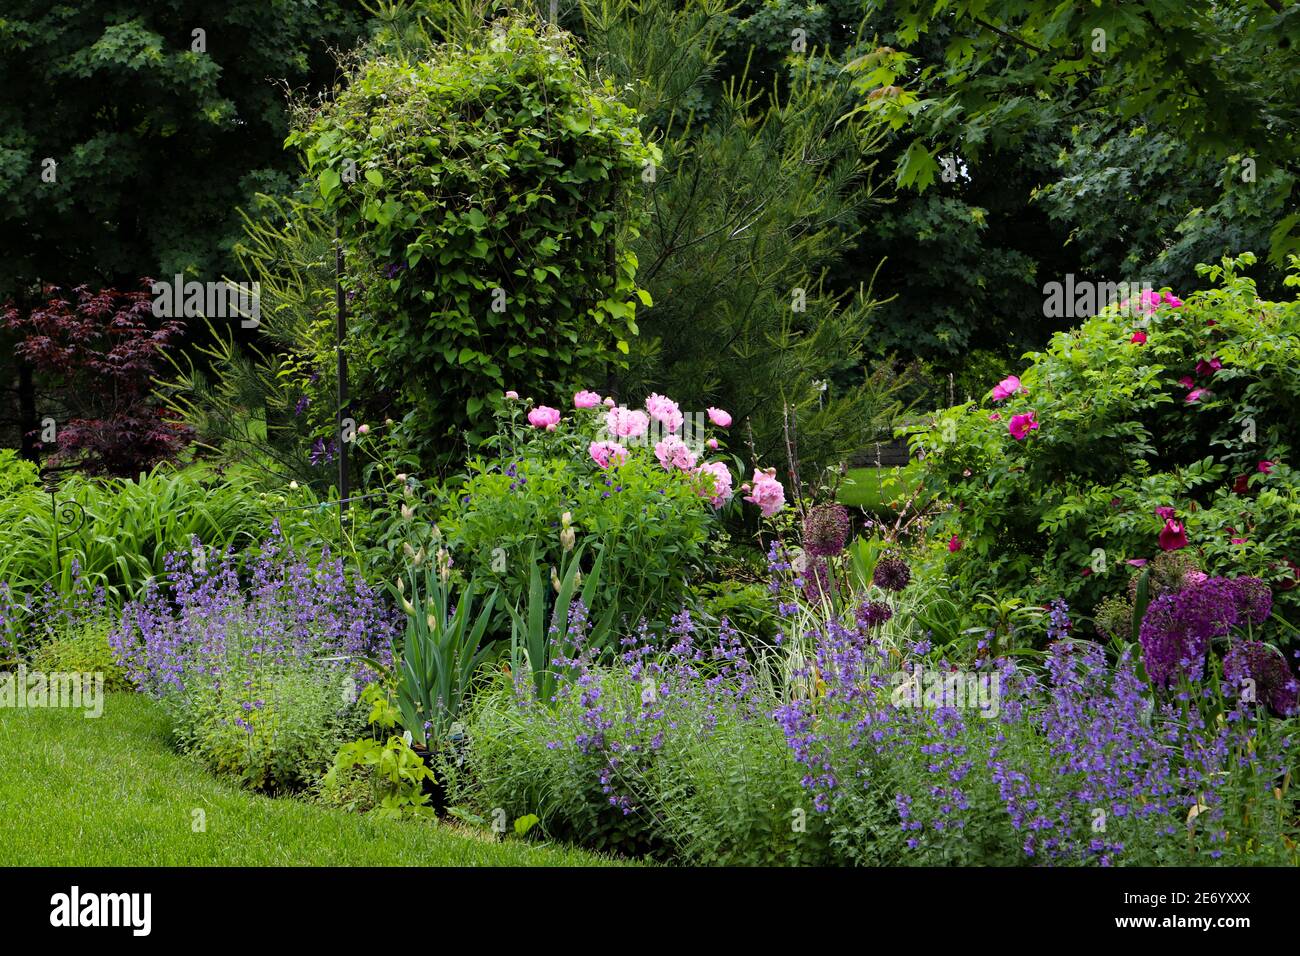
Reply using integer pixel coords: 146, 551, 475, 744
803, 503, 851, 558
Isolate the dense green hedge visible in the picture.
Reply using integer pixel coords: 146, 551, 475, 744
292, 19, 655, 468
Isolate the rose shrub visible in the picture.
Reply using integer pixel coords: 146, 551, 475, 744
918, 254, 1300, 630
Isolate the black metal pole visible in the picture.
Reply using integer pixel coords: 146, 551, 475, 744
335, 224, 350, 515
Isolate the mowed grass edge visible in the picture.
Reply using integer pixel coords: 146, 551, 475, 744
0, 692, 629, 867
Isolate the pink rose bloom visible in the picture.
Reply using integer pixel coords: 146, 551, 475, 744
991, 376, 1024, 402
1178, 376, 1195, 389
1158, 519, 1189, 551
588, 440, 629, 469
1008, 410, 1039, 440
1195, 357, 1222, 377
1130, 331, 1147, 344
1258, 460, 1275, 473
707, 407, 732, 428
948, 535, 962, 553
605, 406, 649, 439
744, 467, 786, 517
654, 435, 697, 472
528, 406, 561, 430
1185, 388, 1207, 404
504, 390, 520, 400
706, 438, 719, 451
645, 393, 683, 433
573, 390, 602, 409
1231, 537, 1248, 545
988, 412, 1001, 422
1155, 506, 1176, 520
1162, 291, 1183, 308
695, 460, 734, 508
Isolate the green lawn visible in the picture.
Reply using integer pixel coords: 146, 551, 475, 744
0, 692, 625, 867
838, 463, 925, 511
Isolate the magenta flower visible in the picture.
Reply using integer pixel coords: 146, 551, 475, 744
707, 407, 732, 428
1008, 410, 1039, 440
988, 412, 1001, 421
1130, 330, 1147, 344
991, 375, 1024, 402
1258, 460, 1275, 474
947, 535, 962, 553
1185, 388, 1208, 404
1177, 376, 1195, 389
1155, 506, 1176, 521
1158, 519, 1188, 551
527, 406, 561, 430
1194, 357, 1222, 377
504, 390, 520, 400
573, 390, 602, 409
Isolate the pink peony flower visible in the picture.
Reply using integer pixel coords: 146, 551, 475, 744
1008, 410, 1039, 441
707, 407, 732, 428
573, 390, 602, 409
706, 438, 719, 451
991, 376, 1024, 402
948, 535, 962, 553
1130, 331, 1147, 344
654, 435, 697, 472
588, 440, 629, 469
603, 397, 616, 407
645, 393, 684, 433
504, 390, 520, 400
528, 406, 561, 430
1258, 460, 1275, 474
744, 467, 786, 517
605, 406, 649, 440
1158, 519, 1188, 551
1185, 388, 1208, 404
694, 460, 734, 508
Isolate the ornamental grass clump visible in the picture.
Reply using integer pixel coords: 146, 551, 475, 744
110, 529, 398, 792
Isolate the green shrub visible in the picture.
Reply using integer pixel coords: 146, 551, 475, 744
28, 619, 130, 693
290, 18, 655, 468
919, 254, 1300, 626
0, 449, 39, 497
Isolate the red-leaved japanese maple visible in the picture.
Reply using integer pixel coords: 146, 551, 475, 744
1, 283, 193, 476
